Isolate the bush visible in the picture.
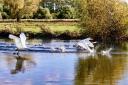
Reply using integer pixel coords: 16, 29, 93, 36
0, 12, 2, 19
1, 12, 9, 19
16, 27, 24, 34
77, 0, 128, 41
0, 5, 3, 12
2, 6, 11, 19
51, 13, 58, 19
57, 6, 76, 19
33, 7, 52, 19
40, 24, 55, 38
0, 25, 14, 37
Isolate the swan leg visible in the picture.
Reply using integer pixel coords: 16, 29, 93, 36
15, 48, 20, 56
17, 50, 20, 55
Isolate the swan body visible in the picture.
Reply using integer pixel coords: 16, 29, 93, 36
81, 38, 94, 48
20, 33, 27, 48
76, 37, 95, 53
101, 48, 112, 57
9, 33, 27, 50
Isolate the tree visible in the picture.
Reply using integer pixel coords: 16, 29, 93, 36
42, 0, 75, 12
57, 5, 76, 19
3, 0, 41, 21
33, 6, 52, 19
77, 0, 128, 41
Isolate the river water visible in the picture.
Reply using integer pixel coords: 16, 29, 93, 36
0, 39, 127, 85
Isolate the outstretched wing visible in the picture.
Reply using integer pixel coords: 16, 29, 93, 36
9, 34, 18, 39
20, 33, 27, 48
85, 40, 94, 48
79, 39, 94, 48
9, 34, 22, 49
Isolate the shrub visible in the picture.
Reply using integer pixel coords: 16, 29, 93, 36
0, 25, 14, 37
40, 24, 55, 38
2, 6, 11, 19
1, 12, 9, 19
77, 0, 128, 41
57, 6, 76, 19
33, 7, 52, 19
51, 13, 58, 19
0, 12, 2, 19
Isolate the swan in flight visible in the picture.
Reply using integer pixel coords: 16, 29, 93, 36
76, 38, 96, 53
80, 38, 94, 48
101, 48, 113, 58
9, 33, 27, 54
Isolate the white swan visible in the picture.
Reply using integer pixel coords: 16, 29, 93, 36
80, 38, 94, 48
76, 38, 96, 53
9, 33, 27, 51
101, 48, 112, 57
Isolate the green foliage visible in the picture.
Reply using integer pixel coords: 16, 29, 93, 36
0, 0, 78, 19
57, 6, 76, 19
15, 26, 24, 34
1, 12, 9, 19
0, 12, 2, 19
0, 4, 3, 12
33, 7, 52, 19
3, 0, 41, 21
42, 0, 77, 19
77, 0, 128, 41
2, 5, 11, 19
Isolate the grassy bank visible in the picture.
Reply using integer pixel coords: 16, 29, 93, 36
0, 21, 81, 39
0, 19, 127, 40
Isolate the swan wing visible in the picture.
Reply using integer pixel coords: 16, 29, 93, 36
78, 38, 94, 48
9, 34, 22, 49
9, 34, 18, 40
83, 40, 94, 48
77, 42, 87, 50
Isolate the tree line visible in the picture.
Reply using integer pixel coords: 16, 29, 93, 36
0, 0, 77, 21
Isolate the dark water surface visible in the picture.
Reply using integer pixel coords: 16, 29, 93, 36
0, 39, 127, 85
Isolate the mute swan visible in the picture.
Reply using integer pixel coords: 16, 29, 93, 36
81, 38, 97, 48
101, 48, 112, 57
9, 33, 27, 54
76, 38, 96, 53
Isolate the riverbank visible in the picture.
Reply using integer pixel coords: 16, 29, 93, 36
0, 19, 127, 41
0, 19, 82, 39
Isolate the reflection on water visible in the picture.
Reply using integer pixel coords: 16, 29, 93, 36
75, 53, 128, 85
4, 53, 36, 74
0, 39, 127, 85
11, 55, 36, 74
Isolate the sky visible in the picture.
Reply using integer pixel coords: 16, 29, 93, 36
123, 0, 128, 3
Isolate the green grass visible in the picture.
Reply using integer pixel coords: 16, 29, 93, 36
0, 22, 80, 34
50, 25, 80, 32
